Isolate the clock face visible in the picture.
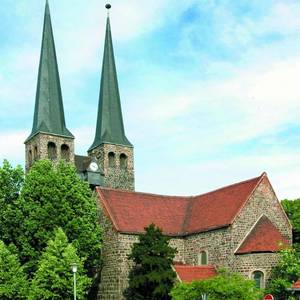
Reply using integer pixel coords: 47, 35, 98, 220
89, 162, 98, 172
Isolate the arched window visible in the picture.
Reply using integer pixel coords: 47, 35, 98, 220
61, 144, 70, 161
47, 142, 57, 160
34, 146, 38, 160
198, 251, 208, 265
28, 150, 32, 165
251, 271, 264, 289
108, 152, 115, 167
120, 153, 128, 169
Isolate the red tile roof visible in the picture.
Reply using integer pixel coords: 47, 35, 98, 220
97, 173, 266, 236
235, 215, 288, 254
292, 279, 300, 289
174, 264, 217, 282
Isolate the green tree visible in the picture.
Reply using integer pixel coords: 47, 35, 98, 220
267, 247, 300, 300
0, 240, 29, 299
0, 160, 24, 244
14, 160, 102, 278
29, 228, 90, 300
282, 199, 300, 250
124, 223, 177, 300
170, 269, 263, 300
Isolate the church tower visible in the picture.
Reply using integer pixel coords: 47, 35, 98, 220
25, 1, 74, 172
88, 5, 134, 191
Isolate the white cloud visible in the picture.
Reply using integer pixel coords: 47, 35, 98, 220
0, 131, 27, 165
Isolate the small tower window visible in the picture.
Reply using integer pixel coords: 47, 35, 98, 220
108, 152, 115, 167
34, 146, 38, 160
28, 150, 32, 165
61, 144, 70, 161
120, 153, 128, 169
198, 251, 208, 265
47, 142, 57, 160
251, 271, 264, 289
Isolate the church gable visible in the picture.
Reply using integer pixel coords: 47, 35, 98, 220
235, 215, 289, 254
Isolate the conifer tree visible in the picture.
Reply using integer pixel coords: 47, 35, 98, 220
124, 223, 177, 300
29, 228, 90, 300
0, 241, 28, 299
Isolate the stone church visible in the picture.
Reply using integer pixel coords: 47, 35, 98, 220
25, 2, 292, 299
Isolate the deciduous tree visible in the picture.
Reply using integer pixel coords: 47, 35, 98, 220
29, 228, 90, 300
0, 241, 28, 299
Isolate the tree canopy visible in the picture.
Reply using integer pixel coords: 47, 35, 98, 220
267, 248, 300, 300
124, 223, 177, 300
282, 199, 300, 250
15, 160, 102, 276
0, 159, 102, 297
29, 228, 90, 300
0, 241, 28, 299
170, 269, 263, 300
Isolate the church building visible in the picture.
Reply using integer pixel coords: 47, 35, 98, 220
25, 2, 292, 299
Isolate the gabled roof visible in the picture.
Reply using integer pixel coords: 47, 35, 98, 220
174, 264, 217, 282
235, 215, 288, 254
97, 173, 266, 236
26, 1, 73, 142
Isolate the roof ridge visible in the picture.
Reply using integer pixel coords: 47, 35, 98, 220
99, 172, 266, 199
191, 173, 265, 199
98, 186, 192, 200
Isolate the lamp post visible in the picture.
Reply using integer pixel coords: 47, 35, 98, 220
71, 263, 78, 300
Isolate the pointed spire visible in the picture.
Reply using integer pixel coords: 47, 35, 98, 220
26, 0, 73, 142
89, 5, 132, 151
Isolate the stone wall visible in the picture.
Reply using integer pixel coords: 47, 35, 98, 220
184, 227, 232, 269
88, 144, 134, 191
25, 132, 74, 172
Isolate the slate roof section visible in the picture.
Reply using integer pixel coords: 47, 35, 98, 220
97, 173, 266, 236
235, 215, 289, 254
174, 264, 217, 282
26, 0, 73, 142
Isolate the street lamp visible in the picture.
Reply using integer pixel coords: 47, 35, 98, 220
71, 263, 78, 300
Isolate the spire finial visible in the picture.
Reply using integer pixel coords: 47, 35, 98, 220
105, 3, 111, 16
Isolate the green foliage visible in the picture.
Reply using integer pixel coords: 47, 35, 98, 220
14, 160, 102, 277
0, 160, 24, 244
171, 269, 263, 300
282, 199, 300, 249
267, 247, 300, 299
29, 228, 90, 300
0, 240, 29, 299
124, 224, 177, 300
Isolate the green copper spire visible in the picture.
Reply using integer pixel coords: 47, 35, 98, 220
26, 0, 73, 142
89, 11, 132, 151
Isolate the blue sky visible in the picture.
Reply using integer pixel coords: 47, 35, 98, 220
1, 0, 300, 199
